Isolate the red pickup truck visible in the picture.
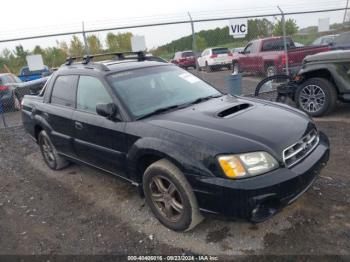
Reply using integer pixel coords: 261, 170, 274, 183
232, 37, 330, 76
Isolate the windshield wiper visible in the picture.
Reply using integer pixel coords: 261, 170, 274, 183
185, 94, 223, 106
137, 105, 181, 120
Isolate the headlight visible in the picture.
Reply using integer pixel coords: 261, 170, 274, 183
218, 152, 278, 179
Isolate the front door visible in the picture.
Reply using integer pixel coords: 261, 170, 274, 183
72, 75, 127, 176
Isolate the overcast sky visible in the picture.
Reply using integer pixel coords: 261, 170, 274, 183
0, 0, 348, 51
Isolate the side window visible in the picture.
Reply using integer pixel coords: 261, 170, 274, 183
76, 75, 113, 114
51, 75, 77, 107
251, 42, 259, 53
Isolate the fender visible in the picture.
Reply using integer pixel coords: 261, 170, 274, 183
33, 113, 53, 137
126, 137, 215, 183
299, 63, 350, 93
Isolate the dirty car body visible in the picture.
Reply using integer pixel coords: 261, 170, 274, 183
21, 57, 330, 225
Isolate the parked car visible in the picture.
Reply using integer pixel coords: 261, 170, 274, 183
170, 51, 196, 69
15, 76, 49, 100
0, 73, 22, 112
312, 34, 338, 46
293, 50, 350, 116
22, 52, 329, 232
330, 31, 350, 50
232, 36, 330, 76
197, 47, 233, 72
18, 65, 51, 82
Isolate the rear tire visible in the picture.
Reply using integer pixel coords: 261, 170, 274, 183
295, 77, 337, 117
205, 62, 212, 73
38, 130, 69, 170
143, 159, 203, 232
266, 65, 277, 77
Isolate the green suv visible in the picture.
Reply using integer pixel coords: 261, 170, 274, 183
295, 50, 350, 117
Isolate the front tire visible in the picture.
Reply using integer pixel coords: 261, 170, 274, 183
232, 61, 240, 75
38, 130, 69, 170
143, 159, 203, 232
295, 78, 337, 117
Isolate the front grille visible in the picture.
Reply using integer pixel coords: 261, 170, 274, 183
283, 129, 319, 168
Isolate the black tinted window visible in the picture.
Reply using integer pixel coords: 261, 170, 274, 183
212, 48, 229, 55
182, 52, 194, 57
51, 75, 77, 107
77, 76, 113, 114
262, 38, 294, 51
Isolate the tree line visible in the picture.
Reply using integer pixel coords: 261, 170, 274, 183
153, 18, 298, 59
0, 32, 134, 74
0, 18, 300, 74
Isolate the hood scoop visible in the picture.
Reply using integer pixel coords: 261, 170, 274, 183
217, 103, 252, 118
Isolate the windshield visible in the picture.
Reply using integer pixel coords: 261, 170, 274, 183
108, 66, 221, 119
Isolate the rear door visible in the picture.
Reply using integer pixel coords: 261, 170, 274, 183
72, 75, 127, 176
46, 74, 78, 156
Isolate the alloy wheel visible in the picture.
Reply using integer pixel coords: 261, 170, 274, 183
41, 136, 55, 165
149, 175, 184, 222
299, 84, 326, 113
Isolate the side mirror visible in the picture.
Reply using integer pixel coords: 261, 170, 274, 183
96, 103, 118, 120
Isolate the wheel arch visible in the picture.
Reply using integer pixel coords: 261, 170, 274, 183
264, 60, 275, 69
126, 137, 209, 185
127, 139, 188, 184
33, 115, 53, 141
299, 66, 342, 93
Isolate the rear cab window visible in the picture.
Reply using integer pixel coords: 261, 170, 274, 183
262, 38, 295, 51
50, 75, 78, 107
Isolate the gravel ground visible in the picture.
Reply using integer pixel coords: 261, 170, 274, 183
0, 120, 349, 257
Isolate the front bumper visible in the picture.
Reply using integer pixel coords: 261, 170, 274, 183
188, 132, 330, 222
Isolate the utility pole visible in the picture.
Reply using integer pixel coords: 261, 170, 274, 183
343, 0, 349, 26
278, 6, 289, 76
82, 22, 89, 55
188, 12, 199, 70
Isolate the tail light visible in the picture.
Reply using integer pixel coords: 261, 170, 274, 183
228, 51, 233, 57
210, 54, 218, 58
0, 85, 8, 91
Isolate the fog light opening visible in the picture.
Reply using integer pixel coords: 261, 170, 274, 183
250, 198, 280, 223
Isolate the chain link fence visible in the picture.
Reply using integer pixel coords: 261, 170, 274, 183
0, 7, 348, 128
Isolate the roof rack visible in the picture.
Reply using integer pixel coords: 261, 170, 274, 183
65, 51, 147, 66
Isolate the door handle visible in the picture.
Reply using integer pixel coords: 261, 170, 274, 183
75, 122, 83, 130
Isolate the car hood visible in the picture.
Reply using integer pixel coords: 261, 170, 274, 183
304, 50, 350, 63
146, 95, 315, 160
